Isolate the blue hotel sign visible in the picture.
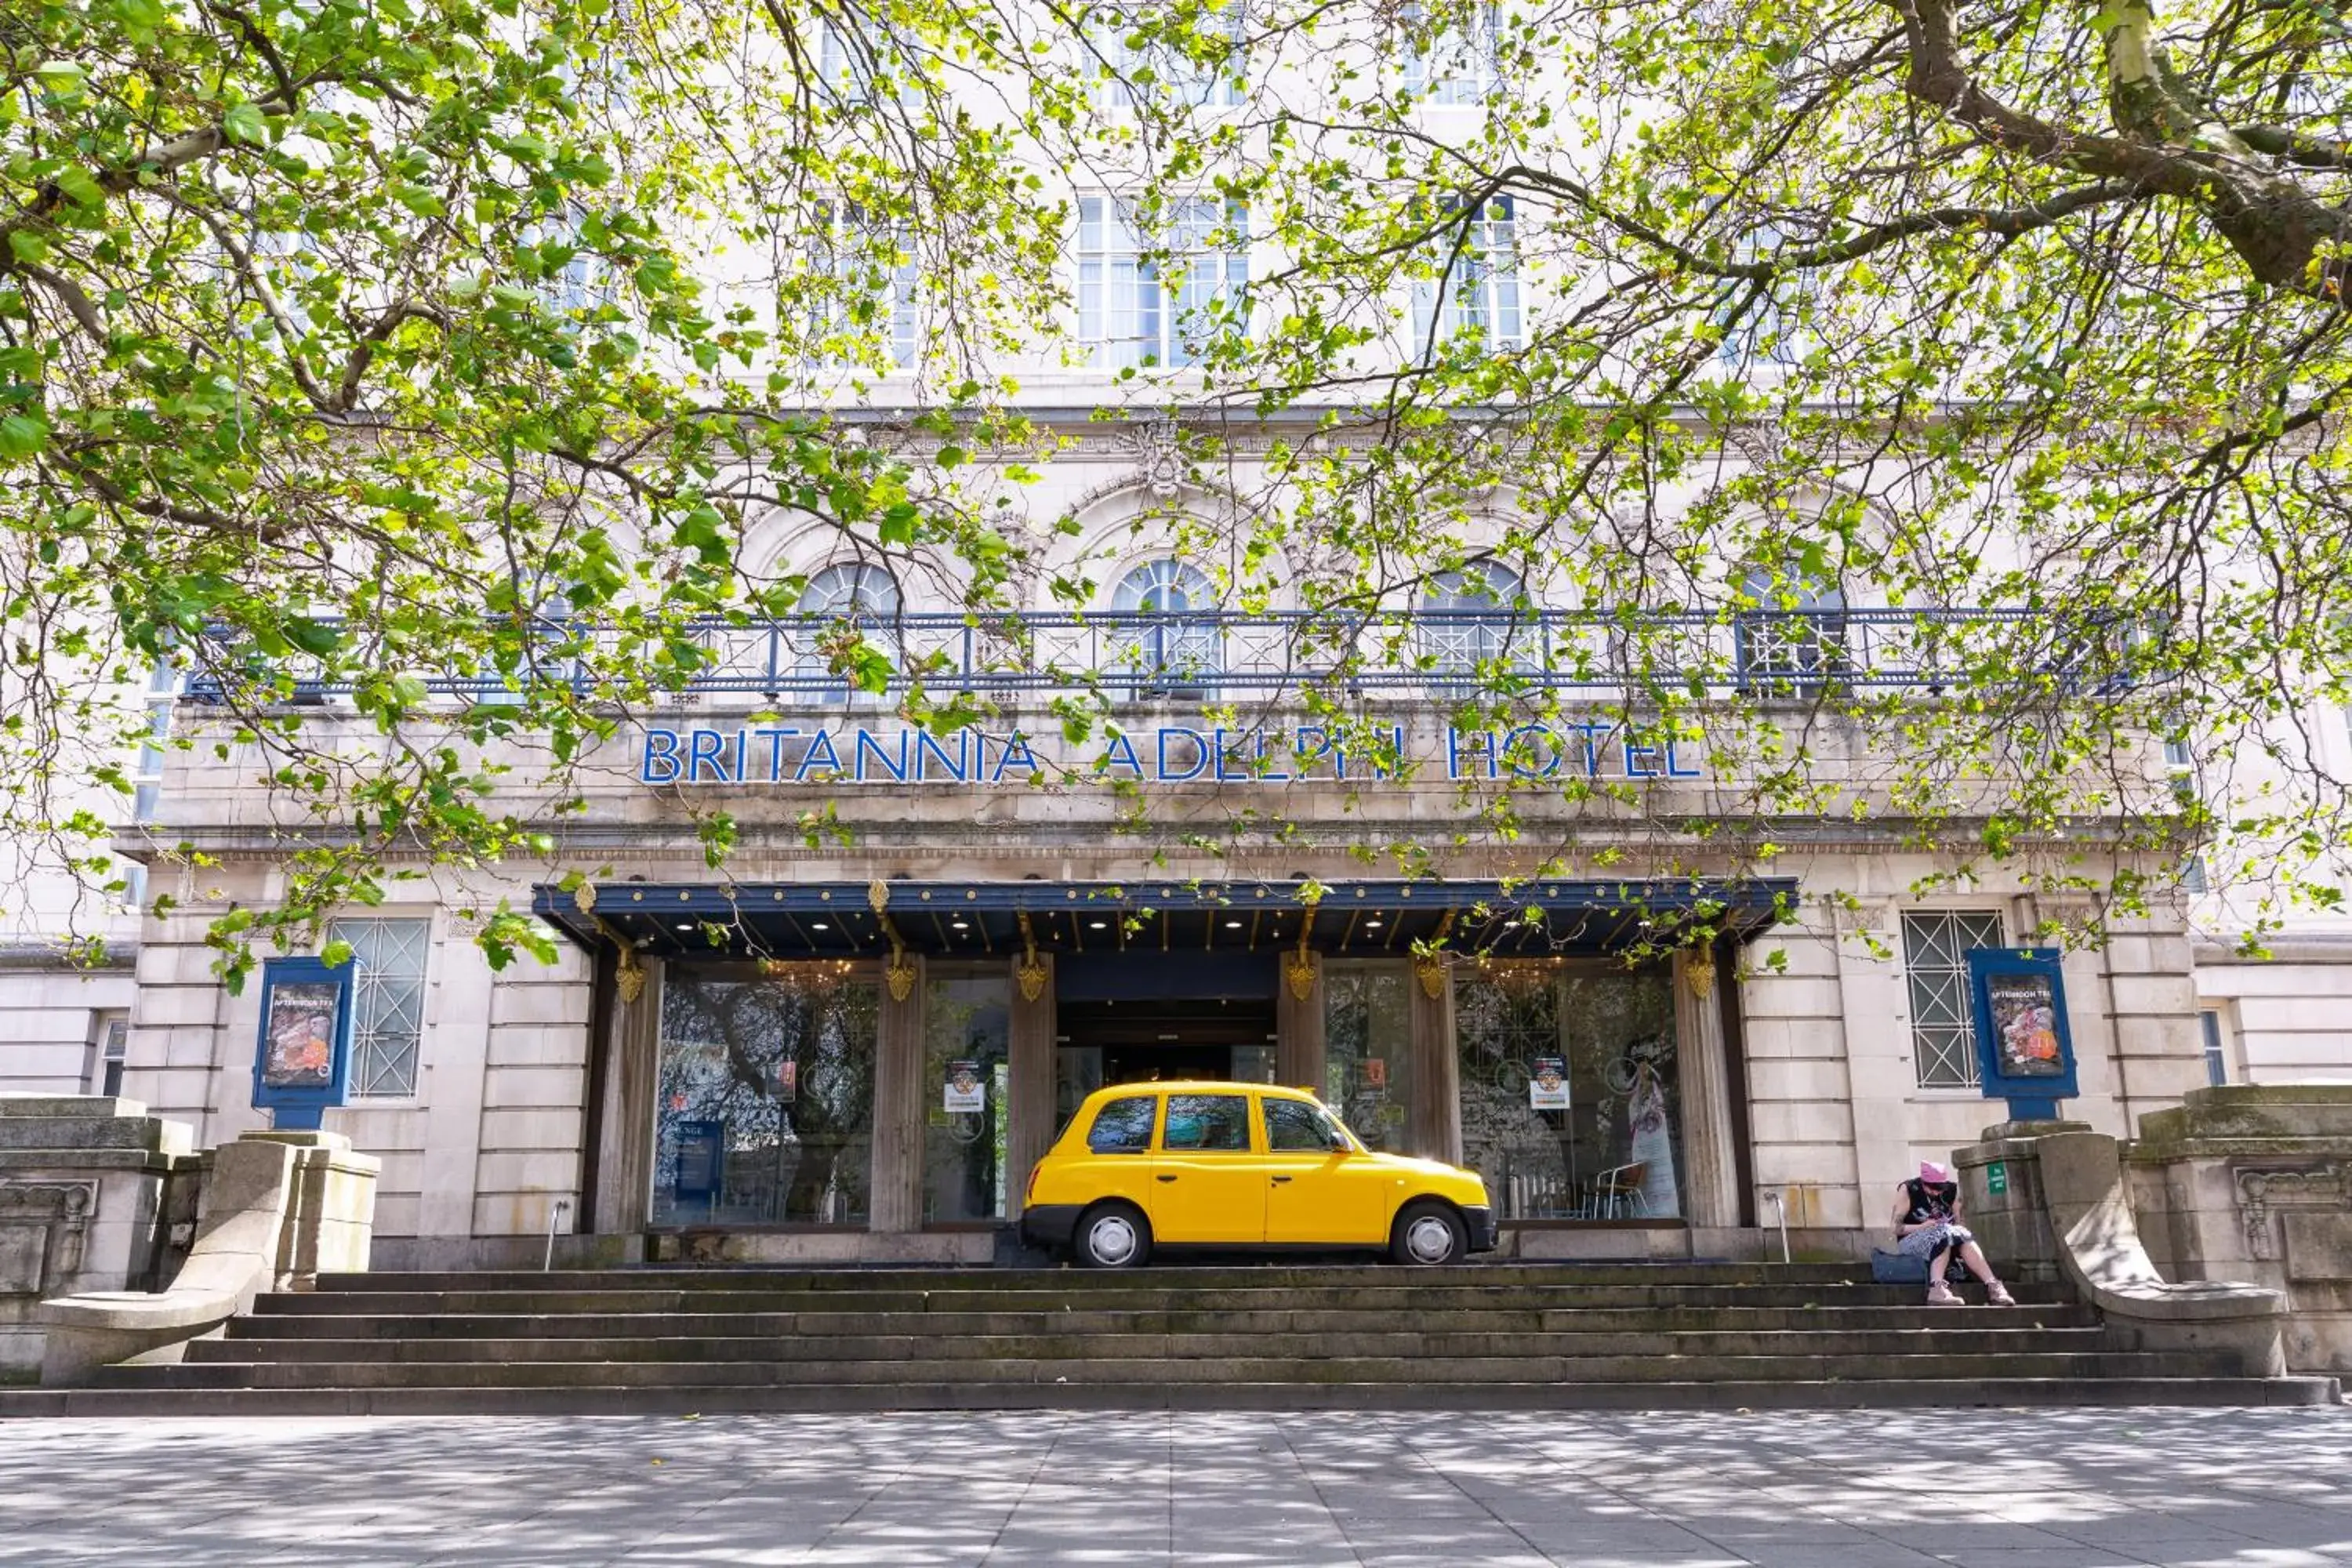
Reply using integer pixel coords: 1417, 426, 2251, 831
640, 722, 1705, 786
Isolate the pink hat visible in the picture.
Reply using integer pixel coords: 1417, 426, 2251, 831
1920, 1160, 1952, 1184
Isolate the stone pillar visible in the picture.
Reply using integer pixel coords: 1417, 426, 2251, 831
1276, 956, 1325, 1094
869, 953, 927, 1232
592, 956, 661, 1236
1673, 949, 1742, 1230
1006, 953, 1056, 1218
1408, 964, 1461, 1165
241, 1128, 381, 1287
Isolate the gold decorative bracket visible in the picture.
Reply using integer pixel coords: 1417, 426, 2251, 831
1015, 911, 1047, 1003
1414, 910, 1457, 1000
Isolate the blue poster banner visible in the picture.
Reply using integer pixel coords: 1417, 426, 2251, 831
1965, 947, 2079, 1121
251, 956, 355, 1131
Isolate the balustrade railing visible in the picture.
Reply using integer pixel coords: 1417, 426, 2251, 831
178, 608, 2143, 706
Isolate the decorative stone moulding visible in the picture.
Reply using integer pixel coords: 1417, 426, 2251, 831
0, 1181, 97, 1297
2237, 1163, 2351, 1262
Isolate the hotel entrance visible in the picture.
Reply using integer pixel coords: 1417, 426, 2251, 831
553, 876, 1789, 1248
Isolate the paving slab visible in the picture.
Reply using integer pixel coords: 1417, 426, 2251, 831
0, 1407, 2348, 1566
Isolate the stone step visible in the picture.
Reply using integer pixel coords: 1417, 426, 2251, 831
254, 1283, 2077, 1316
11, 1375, 2339, 1417
110, 1348, 2242, 1390
311, 1262, 1880, 1293
225, 1302, 2101, 1340
184, 1326, 2118, 1364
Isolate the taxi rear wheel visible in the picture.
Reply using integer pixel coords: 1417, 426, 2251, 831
1074, 1202, 1152, 1269
1390, 1200, 1467, 1266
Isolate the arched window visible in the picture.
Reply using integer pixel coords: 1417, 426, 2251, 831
796, 561, 901, 700
1109, 558, 1220, 697
1420, 561, 1528, 681
1736, 568, 1846, 688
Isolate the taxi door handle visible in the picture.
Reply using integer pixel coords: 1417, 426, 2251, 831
1270, 1176, 1293, 1184
1156, 1174, 1178, 1182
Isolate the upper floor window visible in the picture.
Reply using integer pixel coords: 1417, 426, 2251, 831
1077, 197, 1249, 370
1901, 909, 2002, 1088
1087, 3, 1247, 109
798, 561, 901, 699
1421, 561, 1527, 675
1110, 557, 1221, 696
1408, 197, 1521, 357
809, 203, 918, 370
1714, 225, 1817, 369
1402, 0, 1499, 104
1736, 568, 1846, 688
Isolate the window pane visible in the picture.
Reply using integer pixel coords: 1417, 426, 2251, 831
328, 917, 429, 1099
1264, 1098, 1332, 1152
652, 965, 877, 1225
1087, 1094, 1156, 1152
1161, 1093, 1250, 1151
1901, 912, 2003, 1087
1323, 961, 1413, 1152
1456, 963, 1681, 1220
922, 971, 1011, 1221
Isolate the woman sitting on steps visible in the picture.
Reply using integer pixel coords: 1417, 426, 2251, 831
1896, 1160, 2018, 1307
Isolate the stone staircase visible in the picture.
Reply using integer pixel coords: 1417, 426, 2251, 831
5, 1261, 2340, 1413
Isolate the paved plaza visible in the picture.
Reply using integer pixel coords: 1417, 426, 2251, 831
1, 1406, 2349, 1566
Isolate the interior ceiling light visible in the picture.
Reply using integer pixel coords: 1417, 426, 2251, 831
811, 921, 830, 931
1088, 920, 1107, 929
1224, 919, 1243, 928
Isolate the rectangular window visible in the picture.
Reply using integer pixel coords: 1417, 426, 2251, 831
1401, 1, 1498, 103
1076, 196, 1248, 369
921, 969, 1011, 1221
1900, 910, 2005, 1088
653, 964, 879, 1225
808, 202, 919, 369
1160, 1093, 1250, 1151
1454, 962, 1681, 1221
1089, 3, 1246, 109
327, 917, 430, 1099
2200, 1009, 2231, 1087
89, 1011, 129, 1098
1407, 197, 1521, 356
1323, 961, 1414, 1152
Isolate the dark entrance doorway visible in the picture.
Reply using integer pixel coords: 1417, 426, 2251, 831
1057, 998, 1279, 1092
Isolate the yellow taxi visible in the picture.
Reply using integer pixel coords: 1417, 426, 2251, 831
1020, 1080, 1497, 1267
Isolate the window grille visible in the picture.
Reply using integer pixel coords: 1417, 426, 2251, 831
1736, 568, 1846, 688
1420, 561, 1527, 681
1076, 197, 1249, 369
329, 918, 431, 1098
90, 1012, 128, 1098
796, 562, 901, 701
1407, 197, 1521, 354
1900, 910, 2004, 1087
1109, 558, 1220, 695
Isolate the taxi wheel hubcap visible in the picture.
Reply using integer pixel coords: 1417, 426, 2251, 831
1087, 1213, 1139, 1265
1405, 1214, 1456, 1264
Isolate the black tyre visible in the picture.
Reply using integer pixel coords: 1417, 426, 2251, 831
1389, 1200, 1467, 1266
1074, 1202, 1152, 1269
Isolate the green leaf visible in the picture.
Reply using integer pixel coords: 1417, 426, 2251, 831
7, 231, 47, 266
222, 103, 270, 147
0, 414, 48, 460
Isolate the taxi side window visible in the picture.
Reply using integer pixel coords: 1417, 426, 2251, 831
1086, 1095, 1158, 1153
1264, 1098, 1334, 1152
1162, 1094, 1251, 1152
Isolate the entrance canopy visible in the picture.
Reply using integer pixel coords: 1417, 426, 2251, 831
532, 877, 1795, 963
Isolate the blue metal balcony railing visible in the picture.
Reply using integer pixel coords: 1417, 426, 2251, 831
178, 607, 2140, 705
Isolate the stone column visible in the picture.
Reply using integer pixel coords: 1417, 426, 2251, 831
869, 953, 927, 1232
1408, 964, 1461, 1165
1673, 948, 1742, 1230
1006, 953, 1057, 1218
1276, 956, 1325, 1094
592, 956, 661, 1236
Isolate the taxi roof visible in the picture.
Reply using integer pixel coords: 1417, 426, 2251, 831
1085, 1080, 1320, 1100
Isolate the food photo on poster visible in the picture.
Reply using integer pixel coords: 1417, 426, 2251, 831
260, 982, 339, 1089
1988, 973, 2065, 1077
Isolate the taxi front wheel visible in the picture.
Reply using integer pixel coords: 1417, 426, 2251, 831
1390, 1200, 1468, 1266
1075, 1202, 1152, 1269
